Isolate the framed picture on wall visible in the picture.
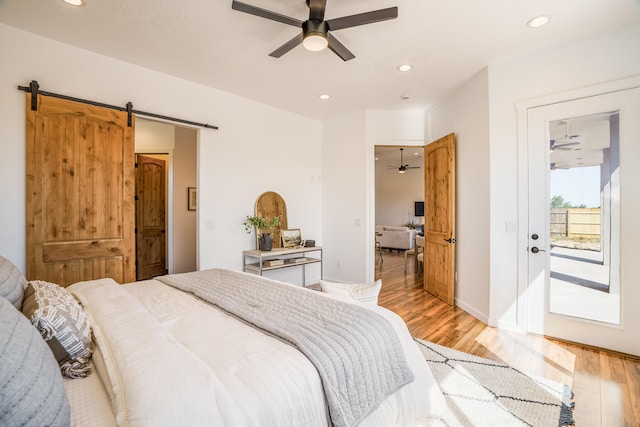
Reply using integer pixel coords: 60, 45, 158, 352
281, 229, 302, 248
188, 187, 197, 211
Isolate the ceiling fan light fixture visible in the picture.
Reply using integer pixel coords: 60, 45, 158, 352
302, 20, 329, 51
303, 34, 328, 51
398, 170, 406, 174
527, 15, 550, 28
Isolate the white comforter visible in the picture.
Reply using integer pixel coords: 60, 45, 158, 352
68, 276, 448, 426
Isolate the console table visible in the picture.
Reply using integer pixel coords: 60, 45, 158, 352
242, 246, 323, 287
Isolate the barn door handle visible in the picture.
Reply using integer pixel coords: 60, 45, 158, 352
444, 238, 456, 243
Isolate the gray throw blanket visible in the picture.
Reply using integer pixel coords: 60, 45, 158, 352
157, 269, 415, 427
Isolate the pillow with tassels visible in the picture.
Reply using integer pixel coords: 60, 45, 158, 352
22, 280, 93, 378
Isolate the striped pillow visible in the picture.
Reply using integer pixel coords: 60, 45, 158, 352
22, 280, 93, 378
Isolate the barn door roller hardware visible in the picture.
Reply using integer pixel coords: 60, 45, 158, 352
17, 80, 218, 130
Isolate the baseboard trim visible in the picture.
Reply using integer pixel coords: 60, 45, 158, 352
455, 298, 489, 324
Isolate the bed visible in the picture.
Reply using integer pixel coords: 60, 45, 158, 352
0, 256, 450, 427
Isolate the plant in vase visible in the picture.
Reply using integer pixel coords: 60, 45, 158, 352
243, 215, 281, 251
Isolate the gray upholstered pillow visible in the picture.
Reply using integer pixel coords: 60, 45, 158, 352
22, 280, 93, 378
0, 255, 27, 310
0, 295, 71, 426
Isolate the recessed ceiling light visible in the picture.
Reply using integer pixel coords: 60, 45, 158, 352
319, 94, 330, 100
63, 0, 83, 5
397, 64, 413, 72
527, 15, 550, 28
400, 95, 410, 100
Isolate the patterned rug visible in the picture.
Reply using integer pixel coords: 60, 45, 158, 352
416, 338, 575, 427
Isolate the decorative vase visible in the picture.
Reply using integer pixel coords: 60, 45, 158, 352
259, 233, 273, 251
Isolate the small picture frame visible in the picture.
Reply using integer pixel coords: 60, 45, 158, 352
281, 229, 302, 248
187, 187, 197, 211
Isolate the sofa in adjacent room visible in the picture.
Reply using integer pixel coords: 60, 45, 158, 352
375, 225, 416, 251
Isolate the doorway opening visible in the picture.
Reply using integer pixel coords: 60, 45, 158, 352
374, 145, 425, 272
135, 119, 197, 279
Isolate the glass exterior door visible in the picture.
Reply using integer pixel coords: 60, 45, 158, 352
526, 87, 640, 356
547, 112, 619, 325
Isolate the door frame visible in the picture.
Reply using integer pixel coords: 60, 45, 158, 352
515, 75, 640, 335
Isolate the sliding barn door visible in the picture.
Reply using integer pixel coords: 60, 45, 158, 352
424, 133, 456, 305
26, 94, 136, 286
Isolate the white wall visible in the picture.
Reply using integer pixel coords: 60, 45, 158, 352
173, 126, 197, 273
322, 110, 426, 284
366, 110, 425, 142
0, 23, 322, 283
487, 22, 640, 329
322, 112, 369, 283
427, 67, 491, 323
136, 119, 175, 152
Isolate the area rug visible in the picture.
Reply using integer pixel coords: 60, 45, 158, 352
415, 338, 575, 426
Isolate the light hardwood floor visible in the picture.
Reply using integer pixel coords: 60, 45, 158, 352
375, 251, 640, 427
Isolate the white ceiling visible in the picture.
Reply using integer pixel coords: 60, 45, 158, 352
1, 0, 639, 120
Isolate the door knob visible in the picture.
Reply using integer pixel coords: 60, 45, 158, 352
530, 246, 546, 253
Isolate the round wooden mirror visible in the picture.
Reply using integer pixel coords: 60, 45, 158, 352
255, 191, 288, 249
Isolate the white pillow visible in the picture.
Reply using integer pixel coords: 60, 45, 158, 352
319, 279, 382, 305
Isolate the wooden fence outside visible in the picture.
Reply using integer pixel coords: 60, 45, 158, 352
550, 208, 601, 239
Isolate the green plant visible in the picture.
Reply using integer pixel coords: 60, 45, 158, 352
242, 215, 281, 236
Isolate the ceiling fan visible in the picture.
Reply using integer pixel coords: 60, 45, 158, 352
388, 148, 419, 174
552, 120, 580, 143
231, 0, 398, 61
550, 139, 580, 151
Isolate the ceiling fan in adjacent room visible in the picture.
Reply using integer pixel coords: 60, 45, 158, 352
231, 0, 398, 61
550, 120, 581, 151
550, 139, 580, 151
388, 148, 420, 174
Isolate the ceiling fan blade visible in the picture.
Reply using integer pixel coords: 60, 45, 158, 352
326, 7, 398, 31
269, 33, 304, 58
307, 0, 327, 21
232, 1, 303, 27
551, 141, 580, 149
326, 33, 355, 61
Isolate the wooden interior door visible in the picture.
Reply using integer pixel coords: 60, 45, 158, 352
135, 155, 167, 280
423, 133, 456, 305
26, 94, 135, 286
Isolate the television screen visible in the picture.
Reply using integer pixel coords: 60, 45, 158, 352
414, 201, 424, 217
